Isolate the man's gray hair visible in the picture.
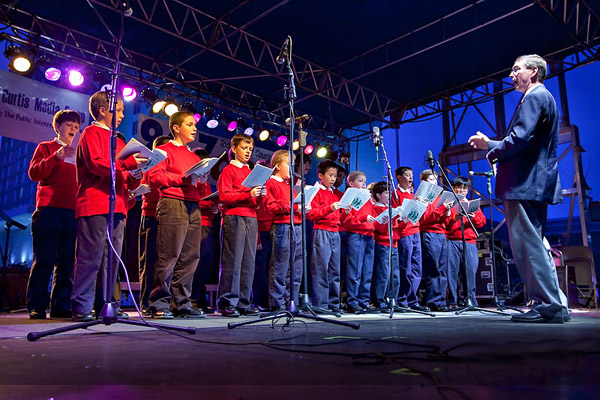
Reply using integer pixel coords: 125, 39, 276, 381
515, 54, 547, 82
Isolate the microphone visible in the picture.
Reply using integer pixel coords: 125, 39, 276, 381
372, 126, 381, 150
427, 150, 436, 170
276, 37, 291, 65
469, 170, 494, 177
285, 114, 310, 125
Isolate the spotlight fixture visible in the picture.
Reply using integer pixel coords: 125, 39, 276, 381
204, 107, 218, 129
140, 88, 165, 113
163, 97, 179, 117
44, 67, 62, 81
67, 69, 84, 87
292, 140, 300, 151
276, 135, 288, 147
4, 45, 33, 73
218, 114, 237, 132
237, 118, 254, 136
304, 144, 314, 155
258, 129, 270, 141
316, 144, 328, 158
181, 101, 202, 123
121, 85, 138, 102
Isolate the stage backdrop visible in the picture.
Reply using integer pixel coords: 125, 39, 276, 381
0, 69, 90, 143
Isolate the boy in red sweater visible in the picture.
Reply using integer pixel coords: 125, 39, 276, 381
27, 110, 81, 319
253, 159, 273, 310
148, 111, 207, 319
393, 166, 429, 311
418, 169, 453, 312
445, 176, 487, 307
264, 150, 303, 311
217, 134, 263, 317
71, 91, 147, 322
369, 181, 401, 312
340, 170, 376, 313
307, 160, 342, 312
138, 135, 171, 316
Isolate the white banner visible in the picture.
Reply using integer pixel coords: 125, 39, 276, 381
0, 69, 91, 143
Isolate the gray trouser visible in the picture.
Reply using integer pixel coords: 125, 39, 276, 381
504, 200, 568, 319
310, 229, 341, 309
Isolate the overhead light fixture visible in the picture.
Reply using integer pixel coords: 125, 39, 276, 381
292, 140, 300, 151
204, 107, 218, 129
121, 85, 138, 102
316, 144, 328, 158
44, 67, 62, 81
276, 135, 288, 147
67, 69, 84, 87
304, 144, 314, 155
140, 87, 165, 113
163, 97, 179, 117
236, 118, 254, 136
4, 45, 33, 73
258, 129, 270, 141
181, 101, 202, 123
218, 114, 237, 132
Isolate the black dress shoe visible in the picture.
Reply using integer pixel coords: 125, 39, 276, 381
141, 308, 152, 317
219, 306, 240, 317
151, 310, 174, 319
410, 304, 431, 312
29, 310, 46, 320
49, 310, 72, 319
173, 307, 206, 318
116, 310, 130, 319
72, 312, 95, 322
511, 310, 567, 324
362, 304, 380, 313
329, 306, 344, 314
236, 306, 260, 316
347, 304, 366, 314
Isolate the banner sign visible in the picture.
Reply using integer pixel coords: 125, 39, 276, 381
0, 69, 91, 143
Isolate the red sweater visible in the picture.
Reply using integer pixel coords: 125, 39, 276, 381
307, 185, 340, 232
28, 140, 77, 210
264, 176, 301, 225
392, 188, 420, 237
75, 124, 140, 218
198, 182, 218, 227
372, 203, 400, 247
149, 142, 203, 202
141, 172, 160, 218
445, 203, 486, 243
217, 161, 260, 217
419, 202, 450, 234
339, 200, 375, 237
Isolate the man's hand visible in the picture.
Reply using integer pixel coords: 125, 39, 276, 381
468, 131, 490, 150
56, 146, 75, 160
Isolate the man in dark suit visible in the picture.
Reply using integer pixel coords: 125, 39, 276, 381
468, 54, 569, 323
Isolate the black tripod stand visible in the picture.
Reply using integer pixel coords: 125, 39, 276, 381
376, 132, 433, 319
429, 157, 508, 317
229, 36, 358, 331
28, 3, 195, 341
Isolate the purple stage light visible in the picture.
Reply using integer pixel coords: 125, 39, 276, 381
276, 135, 288, 146
122, 86, 138, 101
227, 120, 238, 132
67, 70, 84, 86
193, 113, 202, 124
44, 67, 62, 81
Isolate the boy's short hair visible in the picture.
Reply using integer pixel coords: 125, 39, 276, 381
153, 135, 171, 150
231, 133, 253, 148
89, 90, 122, 121
347, 170, 366, 185
420, 169, 437, 181
371, 181, 388, 201
317, 159, 339, 175
52, 110, 81, 133
169, 111, 195, 134
270, 150, 289, 168
395, 166, 412, 178
452, 176, 471, 188
294, 152, 311, 169
193, 147, 210, 160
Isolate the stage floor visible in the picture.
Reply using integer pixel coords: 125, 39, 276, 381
1, 308, 599, 399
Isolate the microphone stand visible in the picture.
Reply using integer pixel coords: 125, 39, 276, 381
379, 139, 433, 318
429, 158, 508, 317
229, 36, 358, 331
28, 4, 195, 341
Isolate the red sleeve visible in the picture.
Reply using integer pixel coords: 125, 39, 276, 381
471, 208, 487, 228
148, 158, 189, 189
28, 143, 60, 181
217, 166, 254, 205
306, 190, 334, 221
264, 180, 291, 215
79, 130, 137, 177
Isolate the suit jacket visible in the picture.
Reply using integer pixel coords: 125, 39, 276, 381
487, 84, 562, 204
